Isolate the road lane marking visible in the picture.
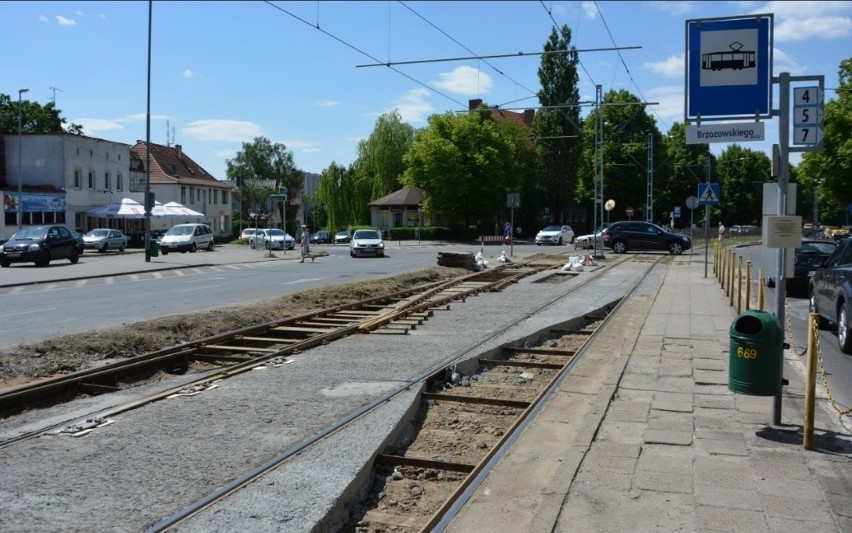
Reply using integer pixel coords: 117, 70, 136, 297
0, 307, 56, 319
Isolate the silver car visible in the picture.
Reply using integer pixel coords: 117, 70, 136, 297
349, 229, 385, 257
251, 228, 294, 250
535, 225, 575, 245
83, 228, 128, 253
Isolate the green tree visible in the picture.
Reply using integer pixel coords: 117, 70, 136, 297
797, 58, 852, 225
401, 108, 533, 232
533, 24, 583, 226
577, 89, 661, 224
316, 162, 367, 231
661, 122, 712, 227
716, 145, 770, 226
226, 137, 303, 233
0, 93, 83, 134
355, 110, 415, 199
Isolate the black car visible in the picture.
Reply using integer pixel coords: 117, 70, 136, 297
0, 225, 81, 267
310, 230, 332, 244
809, 238, 852, 354
786, 238, 837, 294
603, 221, 692, 255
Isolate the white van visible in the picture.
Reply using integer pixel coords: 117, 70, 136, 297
159, 223, 214, 254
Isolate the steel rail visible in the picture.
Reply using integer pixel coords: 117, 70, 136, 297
0, 267, 523, 415
0, 263, 549, 447
144, 255, 640, 531
428, 255, 668, 532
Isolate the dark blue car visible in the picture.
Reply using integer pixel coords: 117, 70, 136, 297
0, 225, 81, 267
809, 237, 852, 354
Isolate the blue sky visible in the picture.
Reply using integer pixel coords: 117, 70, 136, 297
3, 1, 851, 181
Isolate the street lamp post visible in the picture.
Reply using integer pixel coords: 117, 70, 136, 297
17, 87, 29, 231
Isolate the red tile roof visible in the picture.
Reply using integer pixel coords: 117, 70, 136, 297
130, 141, 230, 189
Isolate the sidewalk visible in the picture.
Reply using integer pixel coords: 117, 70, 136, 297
448, 254, 852, 533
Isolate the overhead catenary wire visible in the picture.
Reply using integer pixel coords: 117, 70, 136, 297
263, 0, 466, 108
397, 1, 539, 100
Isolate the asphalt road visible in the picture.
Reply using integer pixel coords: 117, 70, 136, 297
733, 244, 852, 411
0, 241, 558, 348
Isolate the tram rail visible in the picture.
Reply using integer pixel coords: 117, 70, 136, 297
0, 261, 553, 441
143, 254, 660, 532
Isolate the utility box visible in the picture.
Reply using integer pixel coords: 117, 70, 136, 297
729, 310, 783, 396
149, 239, 159, 258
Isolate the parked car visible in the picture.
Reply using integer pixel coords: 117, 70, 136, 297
575, 229, 605, 250
809, 237, 852, 354
334, 230, 351, 244
240, 228, 260, 243
350, 228, 385, 257
310, 230, 332, 244
250, 228, 295, 250
779, 238, 838, 295
73, 231, 85, 255
535, 225, 575, 245
603, 221, 692, 255
158, 223, 214, 254
0, 225, 81, 267
83, 228, 128, 253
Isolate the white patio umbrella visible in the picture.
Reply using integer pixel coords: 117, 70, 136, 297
162, 201, 204, 218
86, 197, 146, 218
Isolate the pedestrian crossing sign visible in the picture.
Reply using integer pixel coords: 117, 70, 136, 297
697, 183, 721, 205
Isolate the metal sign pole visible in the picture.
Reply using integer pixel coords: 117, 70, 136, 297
772, 72, 791, 425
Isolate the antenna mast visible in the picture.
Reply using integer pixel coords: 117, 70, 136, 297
49, 86, 63, 104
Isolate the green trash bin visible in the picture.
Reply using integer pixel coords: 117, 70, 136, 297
149, 239, 159, 258
729, 310, 783, 396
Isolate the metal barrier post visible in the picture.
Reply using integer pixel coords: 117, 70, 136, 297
729, 251, 736, 305
745, 261, 752, 311
736, 255, 743, 313
804, 313, 819, 450
758, 269, 765, 311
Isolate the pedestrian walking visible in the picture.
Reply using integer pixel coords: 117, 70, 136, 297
299, 225, 311, 263
718, 221, 726, 241
503, 222, 511, 245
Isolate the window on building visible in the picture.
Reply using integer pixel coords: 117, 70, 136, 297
181, 187, 186, 204
116, 173, 123, 191
104, 172, 111, 190
88, 171, 95, 189
222, 190, 228, 204
74, 169, 82, 189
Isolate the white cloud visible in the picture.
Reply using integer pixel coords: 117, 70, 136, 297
644, 85, 684, 124
75, 118, 124, 133
648, 1, 697, 16
644, 53, 684, 78
183, 69, 199, 79
73, 113, 171, 134
388, 88, 434, 124
581, 1, 597, 20
56, 15, 76, 26
214, 148, 237, 159
181, 119, 263, 142
76, 11, 83, 17
39, 15, 49, 23
282, 140, 321, 153
432, 66, 493, 95
775, 15, 852, 41
314, 99, 339, 108
750, 1, 852, 41
773, 47, 804, 74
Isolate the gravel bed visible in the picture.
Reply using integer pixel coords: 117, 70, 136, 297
0, 261, 651, 532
